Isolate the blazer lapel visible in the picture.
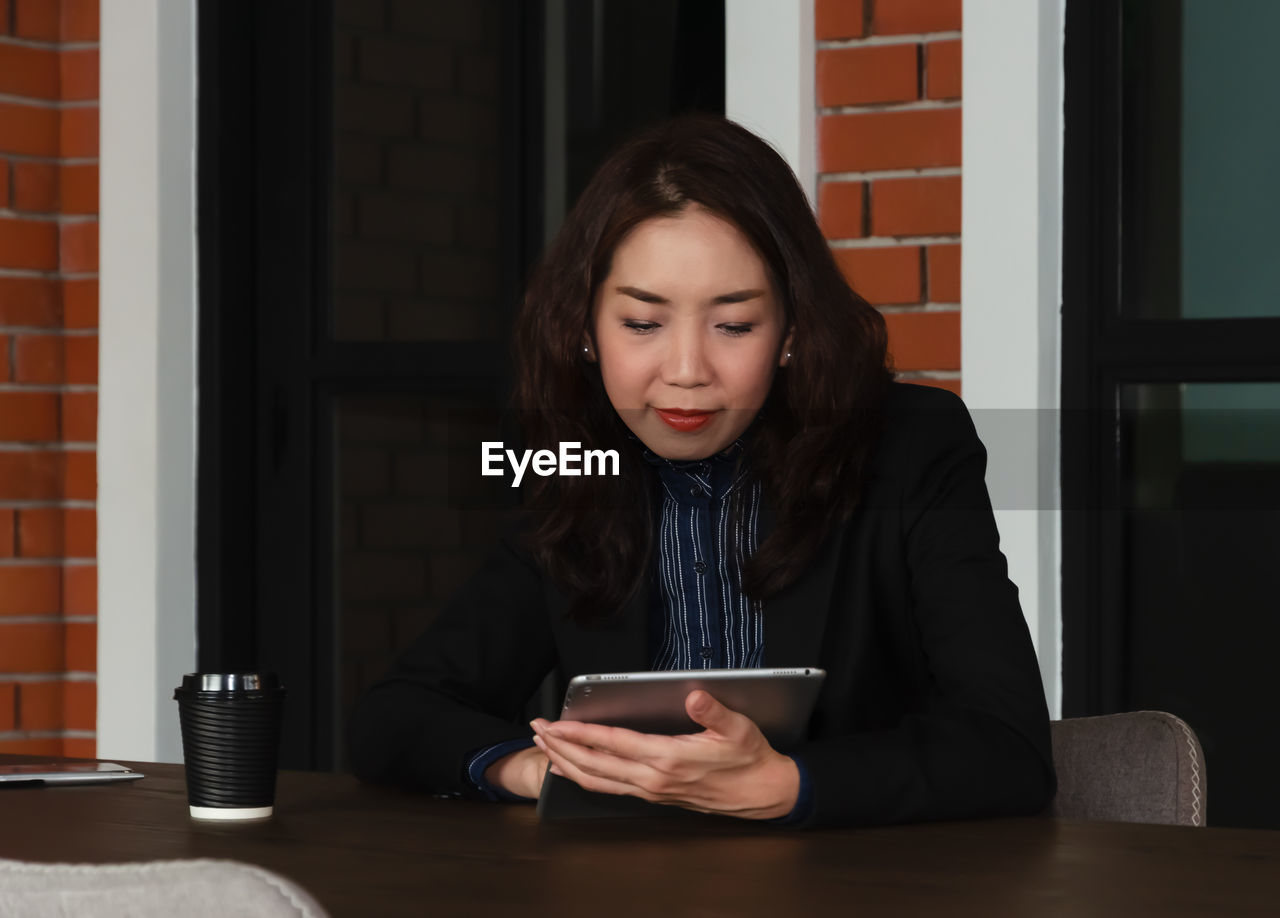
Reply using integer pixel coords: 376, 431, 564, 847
759, 501, 845, 668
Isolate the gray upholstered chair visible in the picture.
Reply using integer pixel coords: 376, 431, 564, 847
0, 858, 329, 917
1049, 711, 1206, 826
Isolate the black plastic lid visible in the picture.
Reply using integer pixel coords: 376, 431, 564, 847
177, 672, 282, 693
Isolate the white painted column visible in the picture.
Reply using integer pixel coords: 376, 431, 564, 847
961, 0, 1066, 715
98, 0, 199, 762
725, 0, 817, 208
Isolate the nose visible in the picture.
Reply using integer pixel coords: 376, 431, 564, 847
661, 324, 712, 388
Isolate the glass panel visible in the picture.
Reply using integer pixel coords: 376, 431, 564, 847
330, 1, 723, 341
1120, 0, 1280, 319
1120, 382, 1280, 828
331, 0, 506, 341
333, 394, 517, 760
548, 0, 724, 227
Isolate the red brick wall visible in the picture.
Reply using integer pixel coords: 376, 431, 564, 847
815, 0, 962, 394
0, 0, 99, 757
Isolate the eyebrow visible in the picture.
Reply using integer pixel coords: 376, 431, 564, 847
615, 285, 766, 305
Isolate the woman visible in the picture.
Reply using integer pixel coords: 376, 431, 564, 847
348, 115, 1055, 828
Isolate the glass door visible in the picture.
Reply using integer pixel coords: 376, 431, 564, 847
198, 0, 724, 771
1063, 0, 1280, 828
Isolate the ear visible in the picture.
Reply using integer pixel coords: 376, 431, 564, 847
779, 327, 795, 367
580, 331, 598, 364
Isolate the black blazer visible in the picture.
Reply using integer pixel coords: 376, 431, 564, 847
348, 383, 1056, 828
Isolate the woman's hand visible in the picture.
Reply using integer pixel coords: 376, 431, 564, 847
484, 745, 550, 800
529, 690, 800, 820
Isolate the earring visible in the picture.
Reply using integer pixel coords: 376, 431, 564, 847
583, 346, 590, 355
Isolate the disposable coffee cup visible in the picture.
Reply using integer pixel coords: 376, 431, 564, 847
173, 673, 286, 820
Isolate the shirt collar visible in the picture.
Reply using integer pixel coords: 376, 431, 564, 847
636, 435, 751, 503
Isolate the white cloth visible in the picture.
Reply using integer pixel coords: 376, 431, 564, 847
0, 858, 328, 918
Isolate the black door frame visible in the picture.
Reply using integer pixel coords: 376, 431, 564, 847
196, 0, 541, 768
1060, 0, 1280, 716
197, 0, 724, 770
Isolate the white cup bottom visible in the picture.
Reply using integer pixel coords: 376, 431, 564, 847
189, 804, 274, 820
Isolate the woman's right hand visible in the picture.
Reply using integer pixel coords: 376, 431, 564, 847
484, 745, 550, 800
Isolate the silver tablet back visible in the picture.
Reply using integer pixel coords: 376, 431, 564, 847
560, 667, 825, 749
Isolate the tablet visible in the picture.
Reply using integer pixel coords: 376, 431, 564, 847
0, 762, 144, 786
537, 667, 824, 820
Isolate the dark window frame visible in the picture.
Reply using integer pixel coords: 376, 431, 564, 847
196, 0, 539, 768
197, 0, 725, 770
1061, 0, 1280, 716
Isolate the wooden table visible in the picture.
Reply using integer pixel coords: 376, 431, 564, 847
1, 756, 1278, 917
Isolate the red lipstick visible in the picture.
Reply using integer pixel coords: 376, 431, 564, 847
655, 408, 714, 432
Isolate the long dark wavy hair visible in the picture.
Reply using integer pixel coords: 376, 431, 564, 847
513, 115, 891, 623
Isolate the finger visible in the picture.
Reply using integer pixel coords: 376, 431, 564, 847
540, 719, 678, 762
684, 690, 750, 737
533, 730, 661, 791
536, 734, 659, 801
538, 713, 756, 772
539, 737, 720, 812
536, 733, 761, 816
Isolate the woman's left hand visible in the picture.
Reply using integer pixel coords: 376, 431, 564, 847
529, 690, 800, 820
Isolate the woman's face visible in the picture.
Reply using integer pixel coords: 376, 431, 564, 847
589, 205, 792, 461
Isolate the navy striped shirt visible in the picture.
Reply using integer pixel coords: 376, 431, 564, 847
641, 438, 766, 671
